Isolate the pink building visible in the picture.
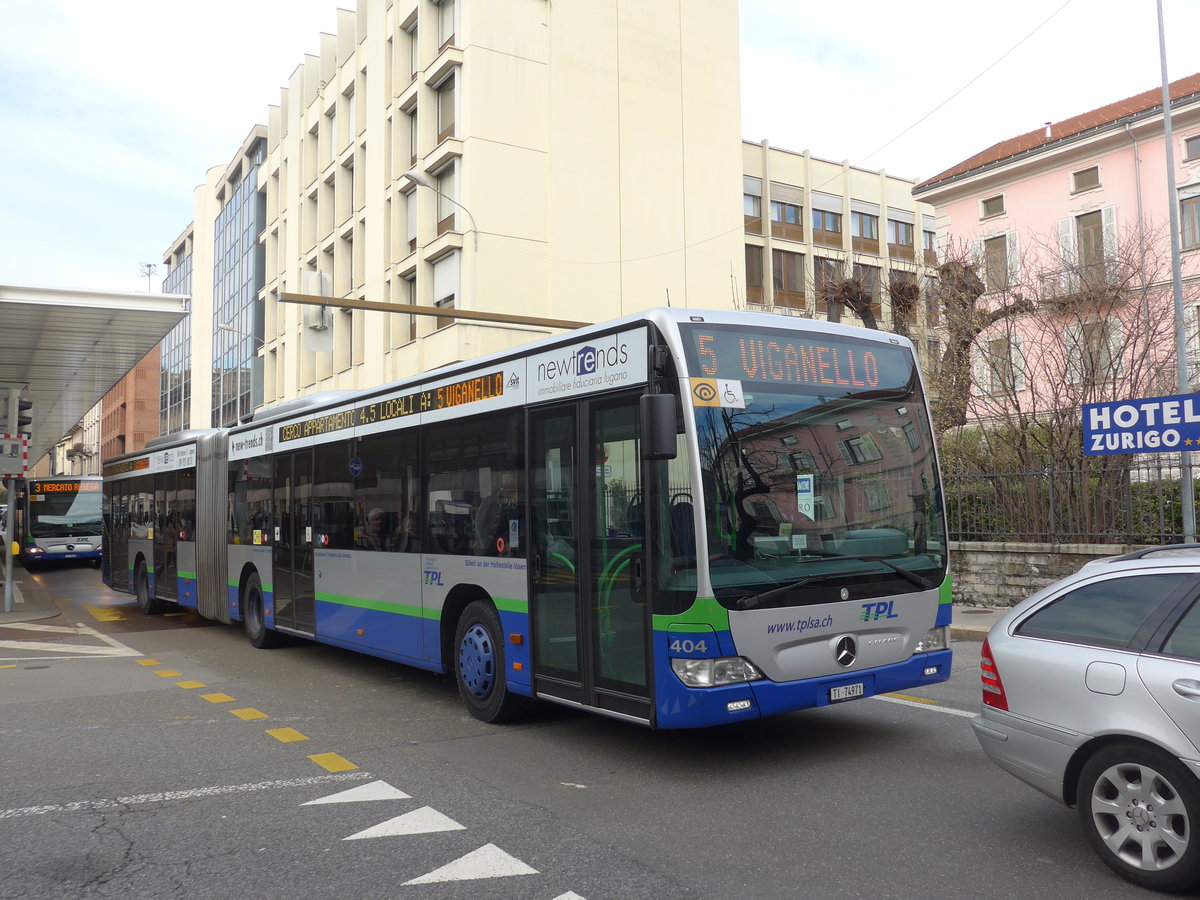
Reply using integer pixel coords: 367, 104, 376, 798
914, 73, 1200, 428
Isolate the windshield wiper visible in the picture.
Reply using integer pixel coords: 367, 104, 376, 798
736, 577, 819, 610
828, 555, 935, 591
735, 556, 935, 610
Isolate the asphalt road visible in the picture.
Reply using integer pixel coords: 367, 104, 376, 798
0, 565, 1157, 899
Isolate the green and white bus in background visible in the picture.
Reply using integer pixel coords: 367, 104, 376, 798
102, 308, 951, 728
14, 476, 104, 569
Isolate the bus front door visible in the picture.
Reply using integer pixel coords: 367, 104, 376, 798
273, 451, 316, 635
530, 395, 652, 723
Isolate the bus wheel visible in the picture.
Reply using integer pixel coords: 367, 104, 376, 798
135, 561, 163, 615
454, 600, 526, 723
243, 573, 282, 649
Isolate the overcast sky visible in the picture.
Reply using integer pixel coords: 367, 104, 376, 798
2, 0, 1198, 295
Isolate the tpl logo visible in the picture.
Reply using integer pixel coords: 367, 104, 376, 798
860, 600, 899, 622
423, 570, 444, 587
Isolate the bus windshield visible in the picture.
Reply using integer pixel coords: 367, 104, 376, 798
27, 483, 103, 537
682, 324, 945, 609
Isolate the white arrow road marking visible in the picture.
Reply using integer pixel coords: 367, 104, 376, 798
403, 843, 539, 884
552, 893, 589, 900
0, 622, 141, 660
303, 779, 411, 805
344, 806, 465, 840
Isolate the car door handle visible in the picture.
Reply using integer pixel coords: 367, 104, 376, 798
1172, 679, 1200, 699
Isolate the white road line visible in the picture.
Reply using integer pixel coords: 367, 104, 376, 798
0, 621, 142, 660
0, 772, 372, 818
872, 695, 978, 718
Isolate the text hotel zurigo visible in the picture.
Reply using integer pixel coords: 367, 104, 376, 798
1083, 393, 1200, 455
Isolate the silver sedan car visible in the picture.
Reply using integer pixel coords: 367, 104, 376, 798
972, 546, 1200, 893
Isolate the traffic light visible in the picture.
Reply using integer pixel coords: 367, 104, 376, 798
0, 395, 32, 437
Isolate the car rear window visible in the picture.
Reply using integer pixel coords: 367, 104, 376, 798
1163, 599, 1200, 660
1015, 573, 1194, 648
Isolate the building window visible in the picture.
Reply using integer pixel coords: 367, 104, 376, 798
983, 235, 1009, 292
771, 201, 802, 225
1076, 210, 1104, 275
1072, 166, 1100, 192
744, 244, 763, 304
851, 212, 878, 240
923, 230, 936, 252
886, 220, 914, 246
772, 248, 804, 311
432, 251, 459, 329
436, 0, 456, 50
436, 73, 455, 143
979, 335, 1024, 395
1186, 135, 1200, 160
814, 257, 841, 322
812, 209, 842, 234
407, 23, 419, 80
980, 195, 1005, 219
744, 194, 762, 235
1066, 318, 1122, 386
435, 161, 456, 234
1183, 196, 1200, 249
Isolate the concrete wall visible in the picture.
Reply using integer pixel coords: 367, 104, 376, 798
949, 540, 1145, 608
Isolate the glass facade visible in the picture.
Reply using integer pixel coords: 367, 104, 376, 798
212, 138, 267, 427
160, 253, 192, 435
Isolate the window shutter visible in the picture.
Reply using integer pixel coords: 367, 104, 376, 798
1107, 318, 1124, 379
1006, 231, 1020, 288
972, 346, 991, 395
970, 239, 984, 286
1058, 217, 1077, 294
1011, 335, 1026, 392
432, 251, 460, 303
1064, 323, 1083, 384
1101, 206, 1118, 274
1187, 303, 1200, 387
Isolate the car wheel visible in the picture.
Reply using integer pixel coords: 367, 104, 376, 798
243, 573, 282, 649
454, 600, 526, 723
135, 560, 163, 615
1077, 742, 1200, 893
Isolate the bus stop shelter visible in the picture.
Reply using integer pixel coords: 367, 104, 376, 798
0, 283, 189, 466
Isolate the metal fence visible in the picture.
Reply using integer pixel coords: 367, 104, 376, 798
944, 461, 1190, 545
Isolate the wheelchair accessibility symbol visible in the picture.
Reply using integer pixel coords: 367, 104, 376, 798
690, 378, 745, 409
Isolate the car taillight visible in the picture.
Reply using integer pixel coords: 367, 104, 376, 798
980, 637, 1008, 711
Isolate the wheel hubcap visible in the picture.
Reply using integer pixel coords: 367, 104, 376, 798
1090, 762, 1190, 871
458, 623, 495, 700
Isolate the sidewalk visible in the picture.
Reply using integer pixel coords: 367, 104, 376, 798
950, 603, 1004, 641
0, 567, 62, 626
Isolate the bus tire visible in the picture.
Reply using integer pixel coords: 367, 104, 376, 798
243, 572, 282, 649
454, 600, 526, 723
135, 560, 164, 615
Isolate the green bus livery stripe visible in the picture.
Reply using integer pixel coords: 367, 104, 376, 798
316, 593, 527, 619
228, 580, 274, 593
178, 571, 196, 581
317, 593, 426, 618
940, 573, 952, 605
493, 596, 528, 614
653, 596, 730, 633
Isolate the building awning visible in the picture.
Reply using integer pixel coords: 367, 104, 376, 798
0, 284, 189, 466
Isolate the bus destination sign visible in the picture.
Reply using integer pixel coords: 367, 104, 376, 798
279, 371, 504, 444
682, 324, 915, 395
32, 480, 100, 493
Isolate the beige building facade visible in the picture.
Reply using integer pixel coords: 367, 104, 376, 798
741, 141, 941, 360
254, 0, 744, 404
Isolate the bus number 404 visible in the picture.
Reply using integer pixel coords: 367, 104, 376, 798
669, 639, 709, 654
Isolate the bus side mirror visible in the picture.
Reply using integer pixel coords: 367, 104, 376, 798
640, 394, 678, 460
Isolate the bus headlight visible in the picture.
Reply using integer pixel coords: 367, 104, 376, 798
915, 626, 949, 653
671, 656, 763, 687
26, 546, 44, 557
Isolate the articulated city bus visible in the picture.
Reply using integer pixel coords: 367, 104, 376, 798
102, 308, 951, 728
15, 476, 104, 569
